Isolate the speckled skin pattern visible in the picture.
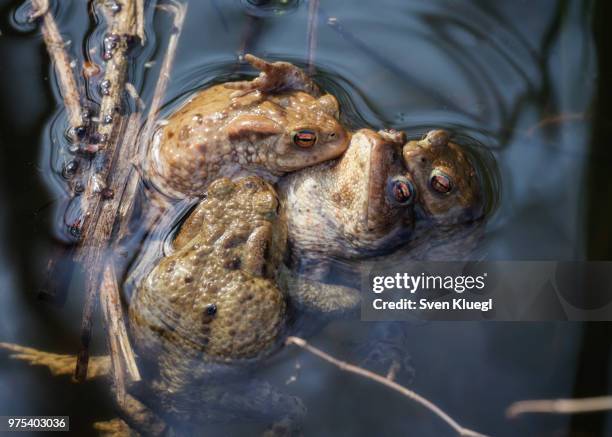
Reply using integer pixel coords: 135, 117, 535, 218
147, 55, 349, 198
279, 129, 413, 263
128, 176, 305, 430
277, 129, 484, 314
130, 176, 287, 362
402, 129, 483, 224
281, 129, 484, 264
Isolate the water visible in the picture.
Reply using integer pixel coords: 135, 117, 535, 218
0, 0, 610, 436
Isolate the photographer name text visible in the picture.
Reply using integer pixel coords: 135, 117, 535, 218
370, 272, 493, 313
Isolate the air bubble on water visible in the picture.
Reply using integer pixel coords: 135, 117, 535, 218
91, 174, 106, 193
107, 0, 122, 14
100, 79, 111, 96
61, 160, 79, 180
63, 196, 85, 242
103, 33, 120, 61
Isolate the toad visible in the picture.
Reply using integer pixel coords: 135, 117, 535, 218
147, 54, 349, 198
402, 129, 483, 225
131, 176, 287, 362
1, 177, 305, 436
277, 129, 486, 314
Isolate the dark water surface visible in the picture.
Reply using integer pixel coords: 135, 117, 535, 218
1, 0, 611, 436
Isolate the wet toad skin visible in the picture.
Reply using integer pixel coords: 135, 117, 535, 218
281, 129, 485, 264
278, 129, 485, 314
127, 176, 305, 433
147, 55, 349, 198
277, 129, 413, 313
130, 176, 287, 362
279, 128, 414, 264
403, 129, 483, 224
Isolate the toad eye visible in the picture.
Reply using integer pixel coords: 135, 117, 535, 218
386, 176, 416, 206
430, 169, 453, 194
292, 130, 317, 148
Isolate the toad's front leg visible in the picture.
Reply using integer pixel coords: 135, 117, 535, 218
225, 54, 321, 97
278, 264, 361, 315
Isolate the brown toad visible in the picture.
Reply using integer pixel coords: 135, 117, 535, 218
130, 176, 287, 362
1, 176, 304, 436
147, 54, 349, 198
126, 176, 305, 435
402, 129, 483, 225
278, 129, 486, 313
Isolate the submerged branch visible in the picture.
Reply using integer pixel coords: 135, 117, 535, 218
507, 396, 612, 418
76, 0, 188, 384
31, 0, 83, 132
75, 0, 142, 382
99, 263, 141, 394
136, 0, 146, 42
306, 0, 319, 74
0, 342, 110, 380
141, 0, 187, 147
286, 336, 489, 437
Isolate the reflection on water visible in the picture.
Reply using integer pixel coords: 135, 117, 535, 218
0, 0, 608, 436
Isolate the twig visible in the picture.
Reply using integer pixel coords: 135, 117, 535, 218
136, 0, 146, 42
116, 0, 188, 245
306, 0, 319, 74
75, 0, 142, 382
525, 112, 586, 137
386, 359, 400, 381
141, 0, 187, 147
0, 342, 110, 380
100, 266, 126, 402
99, 263, 141, 395
31, 0, 83, 132
285, 336, 489, 437
76, 0, 188, 384
507, 396, 612, 418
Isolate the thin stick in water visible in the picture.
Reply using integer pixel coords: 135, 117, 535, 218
99, 263, 141, 388
31, 0, 83, 132
285, 336, 489, 437
141, 0, 187, 146
306, 0, 319, 74
507, 396, 612, 418
75, 0, 141, 382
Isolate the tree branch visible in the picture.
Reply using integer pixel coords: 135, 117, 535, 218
31, 0, 83, 133
74, 0, 143, 382
507, 396, 612, 418
306, 0, 319, 75
286, 336, 489, 437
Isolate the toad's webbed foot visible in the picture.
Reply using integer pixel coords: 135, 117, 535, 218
226, 54, 321, 98
0, 342, 110, 380
278, 265, 361, 314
